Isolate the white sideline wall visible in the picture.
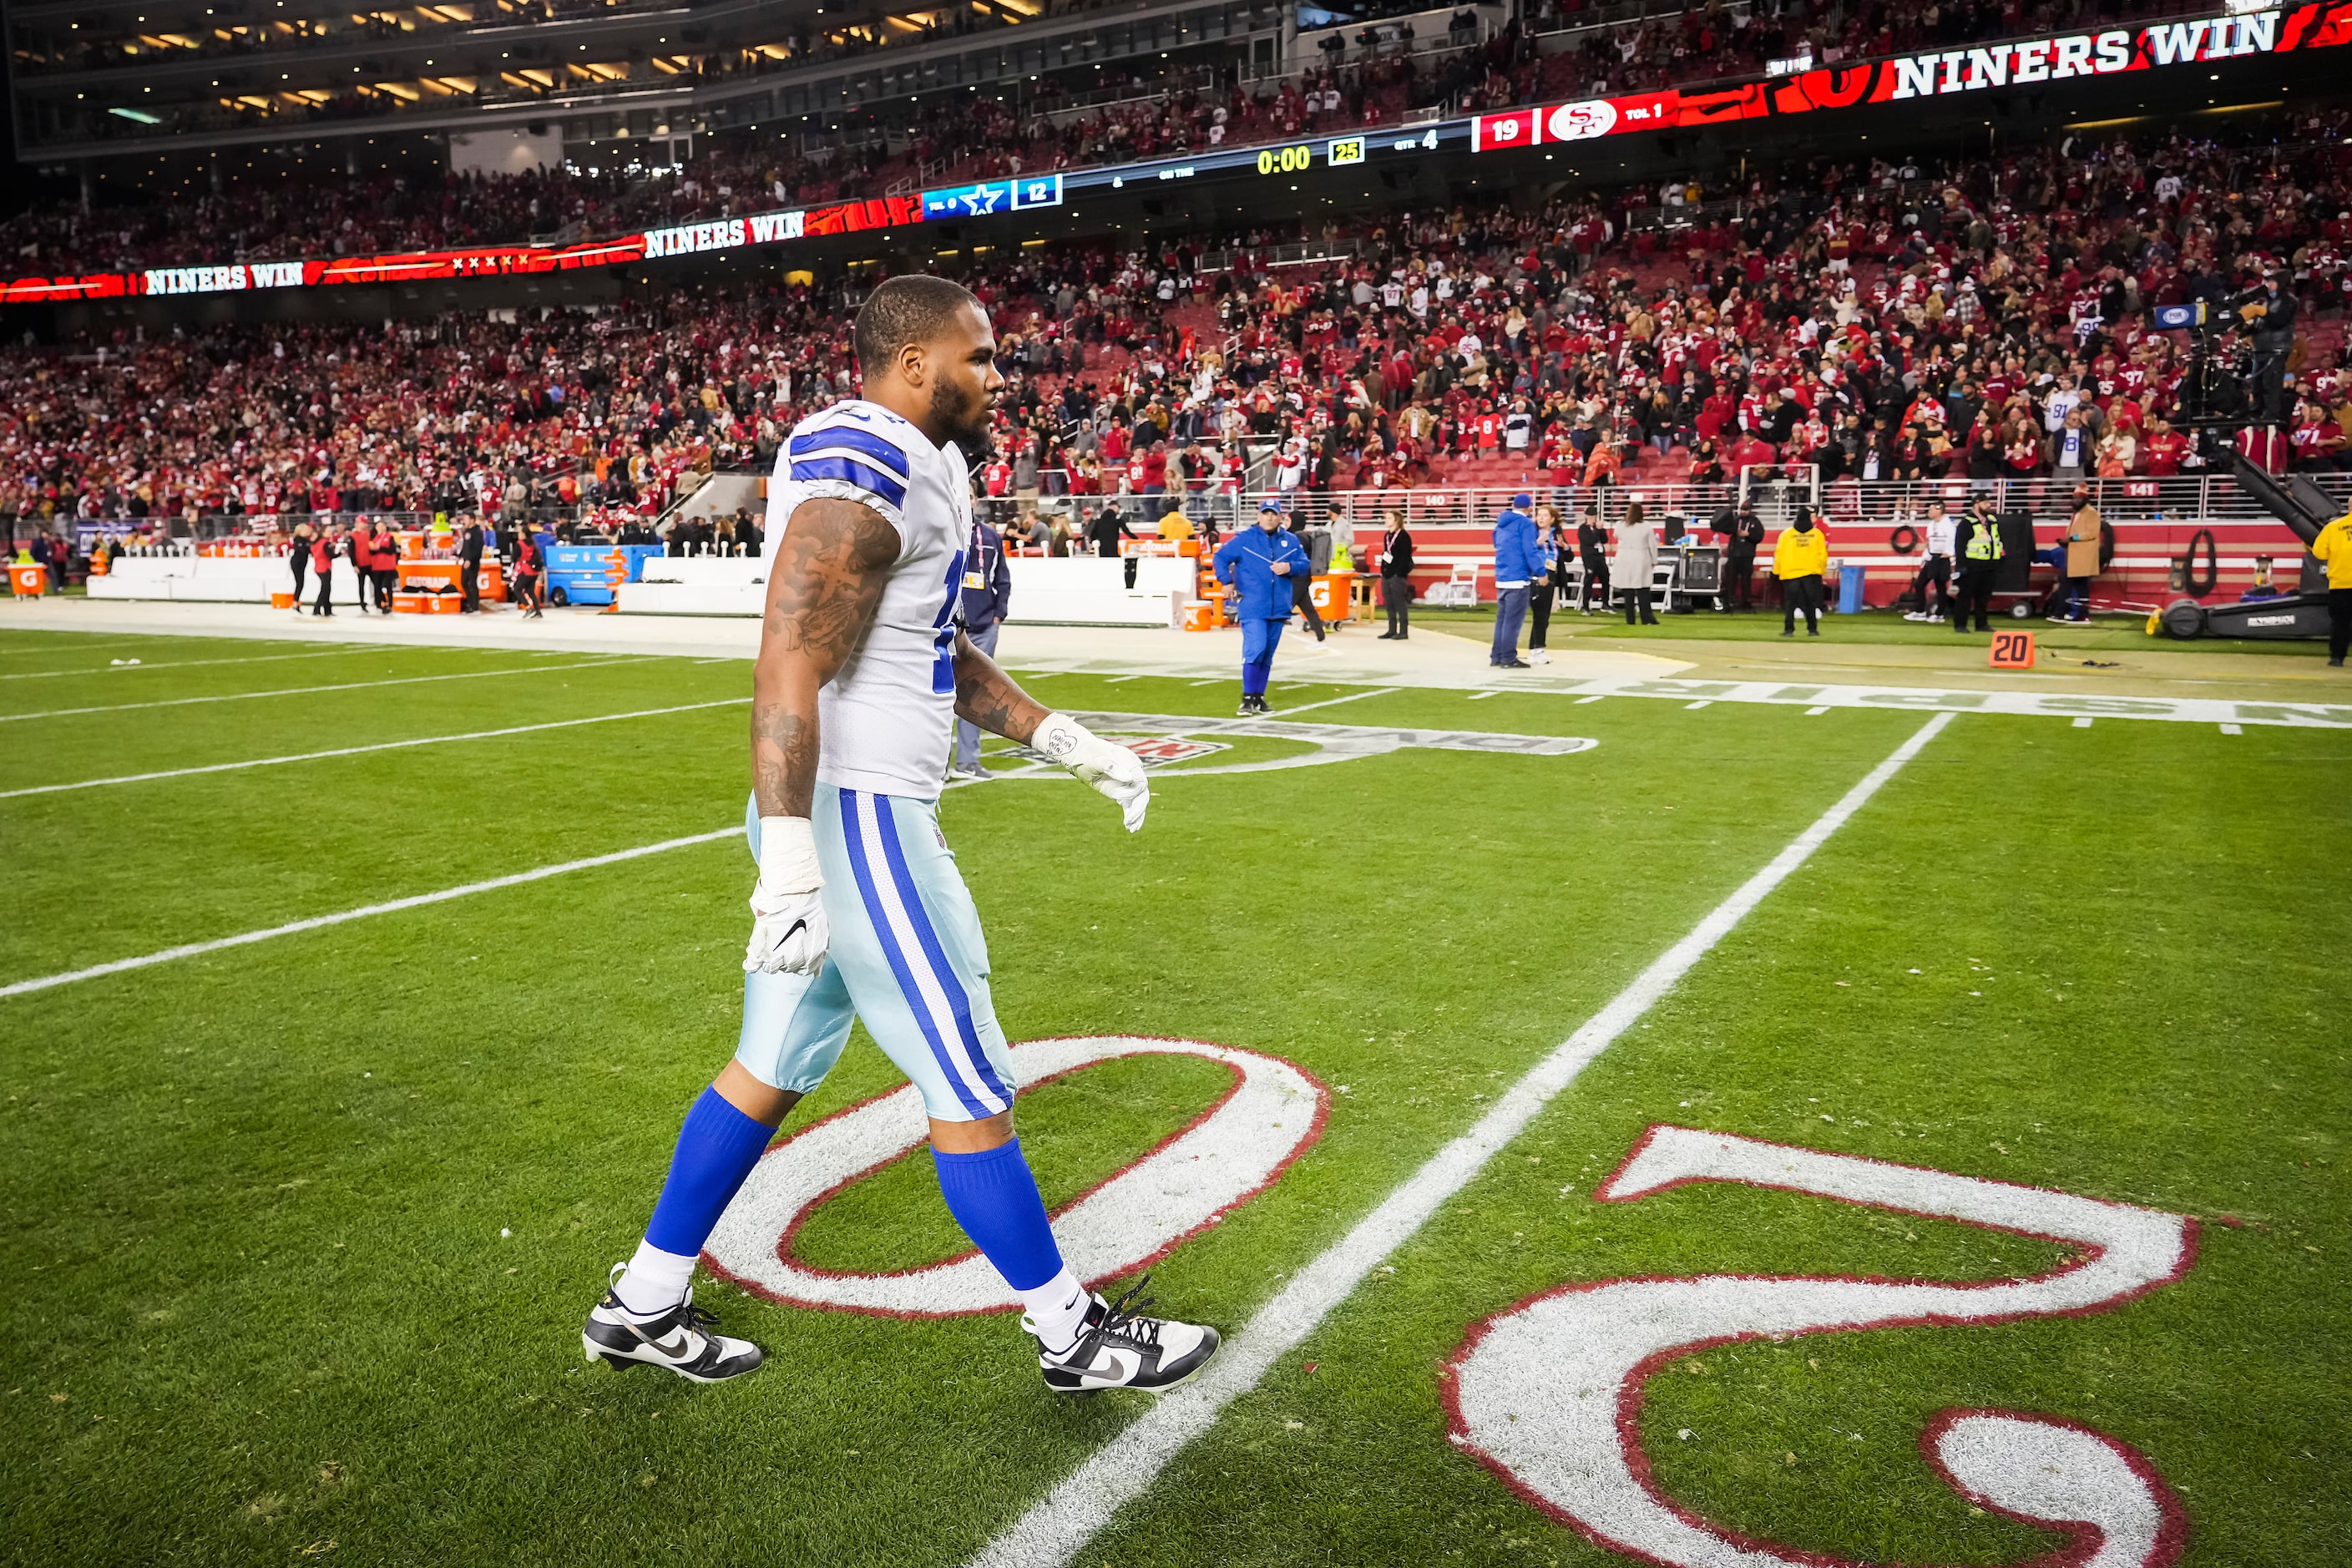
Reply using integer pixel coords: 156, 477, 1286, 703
86, 556, 322, 603
620, 554, 1198, 625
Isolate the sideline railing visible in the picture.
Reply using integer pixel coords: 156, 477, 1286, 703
951, 471, 2352, 554
30, 471, 2339, 562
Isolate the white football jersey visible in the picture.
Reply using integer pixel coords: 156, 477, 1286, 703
764, 398, 972, 797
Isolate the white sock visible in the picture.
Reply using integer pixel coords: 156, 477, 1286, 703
613, 1240, 697, 1317
1019, 1267, 1092, 1356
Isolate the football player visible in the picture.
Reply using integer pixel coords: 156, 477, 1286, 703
582, 276, 1220, 1396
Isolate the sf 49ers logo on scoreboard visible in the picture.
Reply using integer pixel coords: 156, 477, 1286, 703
1471, 91, 1680, 150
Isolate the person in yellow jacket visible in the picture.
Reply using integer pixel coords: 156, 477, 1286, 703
1773, 506, 1829, 637
2315, 509, 2352, 667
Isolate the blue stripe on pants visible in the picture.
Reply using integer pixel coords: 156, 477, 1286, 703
872, 795, 1012, 1109
836, 789, 995, 1119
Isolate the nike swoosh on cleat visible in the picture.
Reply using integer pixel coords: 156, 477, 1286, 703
1087, 1348, 1142, 1386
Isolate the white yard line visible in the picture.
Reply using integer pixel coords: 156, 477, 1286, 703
965, 711, 1957, 1568
1192, 688, 1396, 734
0, 699, 746, 800
0, 827, 742, 1000
0, 635, 172, 655
0, 645, 418, 680
0, 655, 643, 724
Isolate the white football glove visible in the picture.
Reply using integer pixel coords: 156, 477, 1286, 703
1032, 711, 1150, 832
744, 816, 829, 975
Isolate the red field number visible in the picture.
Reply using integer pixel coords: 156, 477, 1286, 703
1989, 629, 2037, 669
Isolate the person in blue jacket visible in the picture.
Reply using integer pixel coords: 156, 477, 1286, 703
948, 516, 1014, 780
1490, 492, 1542, 670
1214, 499, 1313, 716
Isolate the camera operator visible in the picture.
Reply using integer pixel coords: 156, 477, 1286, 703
2242, 271, 2299, 425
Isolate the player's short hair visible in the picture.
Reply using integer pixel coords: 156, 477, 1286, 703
853, 274, 981, 377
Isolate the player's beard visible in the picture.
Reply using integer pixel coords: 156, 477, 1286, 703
933, 377, 995, 460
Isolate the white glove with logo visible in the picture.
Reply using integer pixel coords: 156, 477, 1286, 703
1031, 711, 1150, 832
745, 816, 829, 975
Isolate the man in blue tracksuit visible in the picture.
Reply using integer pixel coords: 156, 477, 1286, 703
1490, 492, 1542, 669
1214, 499, 1313, 716
949, 516, 1013, 779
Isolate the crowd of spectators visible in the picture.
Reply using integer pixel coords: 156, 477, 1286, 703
8, 104, 2351, 558
966, 104, 2352, 517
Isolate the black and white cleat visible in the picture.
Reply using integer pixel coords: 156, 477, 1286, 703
1030, 1275, 1220, 1394
582, 1265, 765, 1383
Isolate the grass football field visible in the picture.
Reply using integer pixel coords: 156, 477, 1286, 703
0, 624, 2343, 1568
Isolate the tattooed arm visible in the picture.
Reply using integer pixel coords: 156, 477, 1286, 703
751, 498, 902, 817
951, 630, 1048, 743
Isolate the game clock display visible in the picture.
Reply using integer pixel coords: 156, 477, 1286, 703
1252, 138, 1368, 177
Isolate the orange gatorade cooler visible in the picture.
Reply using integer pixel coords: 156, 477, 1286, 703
1309, 570, 1356, 624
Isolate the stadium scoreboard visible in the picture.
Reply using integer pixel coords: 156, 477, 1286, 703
1062, 119, 1461, 195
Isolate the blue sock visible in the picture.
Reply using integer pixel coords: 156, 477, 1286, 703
932, 1137, 1065, 1292
643, 1087, 777, 1257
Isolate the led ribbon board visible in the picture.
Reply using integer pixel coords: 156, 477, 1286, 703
1470, 3, 2340, 149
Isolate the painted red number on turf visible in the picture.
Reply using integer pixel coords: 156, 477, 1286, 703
1447, 1125, 2194, 1568
702, 1036, 1326, 1316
